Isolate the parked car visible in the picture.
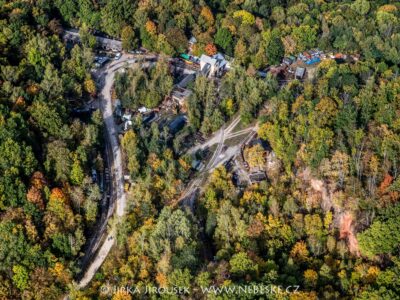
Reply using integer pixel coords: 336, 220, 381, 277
114, 52, 122, 60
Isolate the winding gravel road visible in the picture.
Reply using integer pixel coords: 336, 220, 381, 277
77, 54, 156, 288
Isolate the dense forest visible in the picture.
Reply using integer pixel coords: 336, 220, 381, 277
0, 0, 400, 299
0, 1, 103, 298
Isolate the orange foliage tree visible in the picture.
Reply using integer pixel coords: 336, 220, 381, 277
27, 187, 45, 210
145, 20, 157, 35
31, 171, 47, 189
26, 83, 40, 95
26, 171, 47, 210
50, 187, 67, 203
204, 43, 217, 56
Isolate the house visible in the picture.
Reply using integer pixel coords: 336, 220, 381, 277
171, 87, 192, 106
199, 53, 228, 78
199, 54, 217, 77
168, 115, 187, 135
96, 36, 122, 51
94, 56, 109, 68
295, 67, 306, 79
192, 159, 205, 171
213, 53, 229, 73
200, 62, 212, 77
270, 65, 287, 78
249, 171, 267, 184
334, 53, 347, 64
177, 73, 196, 89
124, 120, 132, 131
142, 111, 156, 125
303, 51, 312, 59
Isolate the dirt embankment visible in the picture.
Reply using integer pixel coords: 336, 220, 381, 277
298, 167, 361, 256
339, 212, 360, 256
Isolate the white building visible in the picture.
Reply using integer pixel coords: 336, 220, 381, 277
199, 54, 217, 77
199, 53, 229, 78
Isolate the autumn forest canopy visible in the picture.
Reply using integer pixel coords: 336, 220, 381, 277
0, 0, 400, 299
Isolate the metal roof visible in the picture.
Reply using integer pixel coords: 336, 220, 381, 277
295, 67, 305, 78
200, 54, 217, 66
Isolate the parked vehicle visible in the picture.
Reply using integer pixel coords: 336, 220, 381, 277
114, 52, 122, 60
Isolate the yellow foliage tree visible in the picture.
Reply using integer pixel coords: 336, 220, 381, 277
234, 38, 247, 64
145, 20, 157, 35
112, 290, 132, 300
223, 98, 235, 117
303, 269, 318, 287
240, 189, 267, 207
233, 10, 255, 25
200, 6, 214, 26
84, 77, 96, 96
147, 153, 162, 171
27, 83, 40, 95
243, 144, 266, 169
290, 291, 318, 300
365, 266, 380, 283
49, 262, 71, 284
378, 4, 397, 13
156, 272, 168, 288
178, 158, 191, 172
290, 241, 309, 263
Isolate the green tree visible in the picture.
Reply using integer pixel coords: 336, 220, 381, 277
229, 252, 257, 277
166, 27, 188, 53
79, 24, 97, 48
291, 25, 317, 53
12, 265, 29, 291
214, 28, 233, 55
351, 0, 370, 15
121, 130, 140, 176
121, 25, 138, 51
263, 29, 284, 65
70, 158, 85, 185
45, 141, 71, 182
168, 268, 192, 288
358, 207, 400, 258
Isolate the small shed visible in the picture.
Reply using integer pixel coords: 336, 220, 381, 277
122, 112, 132, 121
189, 36, 197, 45
257, 71, 268, 78
295, 67, 306, 79
282, 57, 293, 66
138, 106, 149, 113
